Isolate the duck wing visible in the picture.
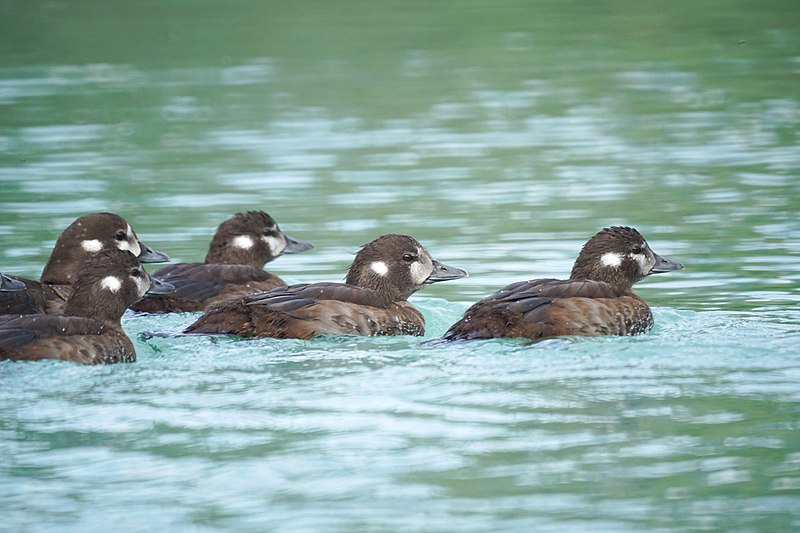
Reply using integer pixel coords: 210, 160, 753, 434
0, 315, 134, 364
185, 283, 424, 339
443, 278, 650, 340
131, 263, 285, 313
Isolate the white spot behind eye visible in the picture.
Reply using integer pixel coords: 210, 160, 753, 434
262, 235, 285, 256
100, 276, 122, 293
82, 239, 103, 252
600, 252, 623, 268
371, 261, 389, 276
232, 235, 255, 250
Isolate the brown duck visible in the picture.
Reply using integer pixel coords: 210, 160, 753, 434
131, 211, 312, 313
0, 248, 174, 364
0, 212, 169, 316
184, 234, 467, 339
443, 226, 683, 341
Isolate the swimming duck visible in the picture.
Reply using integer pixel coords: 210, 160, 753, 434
131, 210, 311, 313
0, 212, 169, 316
0, 248, 174, 364
184, 234, 467, 339
442, 226, 683, 341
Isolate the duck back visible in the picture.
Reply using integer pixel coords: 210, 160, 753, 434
185, 282, 425, 339
444, 278, 653, 341
0, 314, 135, 364
131, 263, 286, 313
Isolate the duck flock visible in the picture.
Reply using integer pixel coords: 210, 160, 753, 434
0, 211, 683, 364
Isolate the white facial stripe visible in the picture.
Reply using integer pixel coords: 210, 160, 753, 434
82, 239, 103, 253
371, 261, 389, 276
118, 239, 141, 255
232, 235, 255, 250
628, 252, 649, 273
262, 235, 285, 256
100, 276, 122, 293
116, 226, 141, 256
600, 252, 623, 268
410, 261, 429, 285
133, 275, 150, 297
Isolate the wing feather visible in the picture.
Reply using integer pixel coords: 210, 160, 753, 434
186, 282, 423, 339
444, 278, 649, 341
132, 263, 285, 312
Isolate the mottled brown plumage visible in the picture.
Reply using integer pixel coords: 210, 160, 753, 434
185, 283, 426, 339
443, 227, 683, 341
0, 249, 174, 364
0, 212, 169, 316
185, 234, 467, 339
131, 211, 311, 313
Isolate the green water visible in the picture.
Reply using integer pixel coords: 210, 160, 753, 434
1, 1, 799, 531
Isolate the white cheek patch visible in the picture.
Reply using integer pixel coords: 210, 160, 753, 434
628, 253, 650, 273
409, 261, 430, 285
133, 276, 150, 297
262, 235, 285, 256
371, 261, 389, 276
100, 276, 122, 293
600, 252, 623, 268
232, 235, 255, 250
119, 240, 141, 256
81, 239, 103, 253
116, 226, 141, 256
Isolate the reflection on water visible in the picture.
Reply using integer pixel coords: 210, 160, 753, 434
1, 0, 799, 531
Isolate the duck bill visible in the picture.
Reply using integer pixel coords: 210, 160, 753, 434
0, 274, 26, 292
425, 260, 468, 284
146, 277, 175, 296
649, 252, 684, 274
282, 234, 314, 254
137, 241, 170, 263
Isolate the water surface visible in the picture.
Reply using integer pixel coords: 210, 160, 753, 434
1, 1, 799, 531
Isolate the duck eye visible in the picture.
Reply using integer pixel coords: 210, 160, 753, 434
402, 253, 415, 262
131, 268, 142, 277
115, 230, 127, 241
631, 245, 644, 254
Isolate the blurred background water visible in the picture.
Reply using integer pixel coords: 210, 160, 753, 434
1, 1, 799, 531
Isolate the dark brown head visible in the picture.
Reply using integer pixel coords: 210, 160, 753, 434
345, 234, 467, 301
569, 226, 683, 290
204, 211, 312, 266
40, 212, 169, 285
63, 248, 174, 322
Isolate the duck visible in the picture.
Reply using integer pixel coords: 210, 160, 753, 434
0, 248, 174, 364
0, 273, 25, 292
184, 234, 467, 339
442, 226, 683, 341
0, 212, 169, 316
130, 210, 312, 313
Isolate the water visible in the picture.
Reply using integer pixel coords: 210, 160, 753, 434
1, 1, 799, 531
